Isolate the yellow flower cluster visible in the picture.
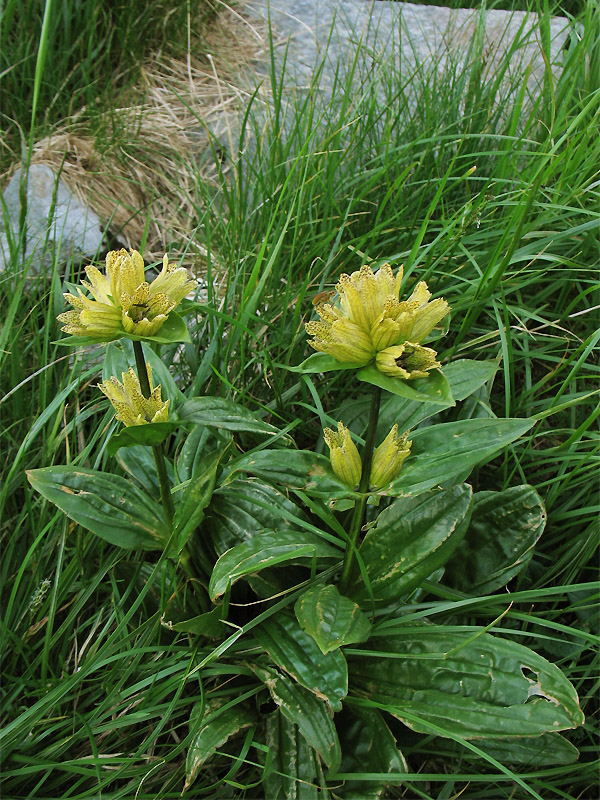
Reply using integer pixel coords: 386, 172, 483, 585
306, 264, 449, 379
324, 421, 412, 490
58, 249, 195, 339
98, 365, 169, 427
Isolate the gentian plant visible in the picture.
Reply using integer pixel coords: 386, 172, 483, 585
28, 254, 584, 797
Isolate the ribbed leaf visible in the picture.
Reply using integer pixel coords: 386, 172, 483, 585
350, 628, 585, 739
27, 466, 167, 549
350, 485, 473, 606
107, 421, 179, 454
294, 584, 371, 653
263, 710, 331, 799
337, 707, 408, 798
209, 531, 342, 601
185, 701, 255, 790
357, 364, 453, 405
170, 449, 222, 557
179, 396, 286, 438
255, 613, 348, 711
255, 667, 341, 772
445, 485, 546, 593
387, 418, 535, 496
203, 479, 307, 555
475, 732, 579, 765
228, 450, 356, 499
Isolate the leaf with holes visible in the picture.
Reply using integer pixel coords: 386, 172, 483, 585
350, 627, 585, 739
294, 584, 371, 653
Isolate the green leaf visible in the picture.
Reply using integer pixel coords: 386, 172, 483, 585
171, 449, 222, 557
107, 421, 179, 455
255, 613, 348, 711
27, 466, 167, 549
124, 311, 191, 344
444, 485, 546, 594
162, 605, 225, 638
294, 585, 371, 653
473, 732, 579, 765
350, 485, 473, 606
336, 707, 408, 798
185, 700, 256, 791
350, 627, 585, 739
178, 396, 287, 439
263, 710, 331, 800
387, 418, 535, 497
228, 450, 358, 499
116, 444, 164, 494
443, 359, 498, 402
255, 667, 341, 772
357, 365, 453, 406
290, 352, 366, 373
203, 479, 308, 555
176, 423, 231, 484
209, 531, 342, 601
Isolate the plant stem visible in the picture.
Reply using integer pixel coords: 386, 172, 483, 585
339, 386, 382, 593
133, 339, 175, 527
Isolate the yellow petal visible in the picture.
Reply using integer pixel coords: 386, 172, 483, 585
324, 422, 362, 488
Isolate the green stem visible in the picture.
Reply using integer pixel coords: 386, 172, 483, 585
132, 340, 175, 527
339, 387, 382, 593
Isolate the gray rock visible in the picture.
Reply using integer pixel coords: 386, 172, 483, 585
0, 164, 104, 275
238, 0, 570, 133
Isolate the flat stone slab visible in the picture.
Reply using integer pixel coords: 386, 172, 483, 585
0, 164, 104, 275
241, 0, 570, 116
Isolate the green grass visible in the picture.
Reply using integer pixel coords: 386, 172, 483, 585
1, 0, 599, 798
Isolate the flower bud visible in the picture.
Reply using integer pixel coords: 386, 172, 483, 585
323, 422, 362, 489
369, 425, 412, 489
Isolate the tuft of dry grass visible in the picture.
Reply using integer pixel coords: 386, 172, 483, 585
2, 5, 265, 268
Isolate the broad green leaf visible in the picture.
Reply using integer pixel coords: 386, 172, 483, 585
444, 485, 546, 594
350, 485, 473, 606
124, 311, 191, 344
263, 710, 331, 800
170, 449, 222, 557
255, 613, 348, 711
209, 530, 342, 601
116, 444, 164, 494
227, 450, 358, 499
203, 479, 307, 555
185, 700, 255, 791
350, 627, 585, 739
291, 352, 366, 373
162, 605, 225, 638
443, 359, 499, 402
255, 667, 341, 772
176, 423, 231, 484
179, 396, 287, 439
107, 421, 179, 455
337, 707, 408, 798
473, 732, 579, 765
357, 365, 453, 406
294, 585, 371, 653
386, 418, 535, 497
27, 466, 167, 549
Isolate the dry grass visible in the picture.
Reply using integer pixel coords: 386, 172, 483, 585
3, 4, 265, 269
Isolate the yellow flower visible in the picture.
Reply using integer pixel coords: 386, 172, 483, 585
98, 365, 169, 427
306, 264, 449, 379
323, 422, 362, 488
376, 342, 441, 379
57, 249, 195, 339
369, 425, 412, 489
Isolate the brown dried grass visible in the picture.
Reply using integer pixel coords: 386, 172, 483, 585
4, 4, 264, 270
